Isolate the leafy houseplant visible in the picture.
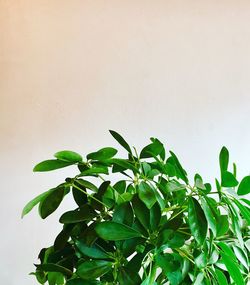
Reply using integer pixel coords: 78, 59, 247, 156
22, 131, 250, 285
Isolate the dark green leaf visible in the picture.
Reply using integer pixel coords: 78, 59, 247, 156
109, 158, 139, 173
221, 171, 238, 187
75, 240, 111, 259
36, 263, 72, 277
237, 175, 250, 195
87, 147, 117, 161
59, 205, 96, 224
95, 221, 142, 240
188, 197, 207, 245
150, 202, 161, 231
219, 146, 229, 174
201, 197, 217, 236
33, 160, 75, 172
140, 138, 164, 159
54, 150, 82, 163
39, 187, 65, 219
138, 182, 156, 209
74, 179, 98, 192
169, 151, 188, 184
109, 130, 132, 153
113, 202, 134, 226
76, 260, 112, 279
132, 195, 150, 230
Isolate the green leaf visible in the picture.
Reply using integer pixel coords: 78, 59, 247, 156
75, 240, 111, 259
214, 269, 228, 285
237, 175, 250, 195
87, 147, 117, 161
150, 202, 161, 231
76, 260, 112, 279
221, 171, 238, 187
66, 279, 100, 285
232, 199, 250, 225
201, 197, 217, 236
33, 159, 75, 172
188, 197, 207, 245
216, 215, 229, 237
22, 188, 54, 218
74, 179, 98, 192
59, 205, 96, 224
36, 263, 72, 277
219, 146, 229, 174
39, 187, 65, 219
132, 195, 150, 230
113, 202, 134, 226
54, 150, 82, 163
138, 182, 157, 209
220, 252, 245, 285
109, 130, 132, 153
78, 166, 109, 176
109, 158, 139, 173
95, 221, 142, 240
169, 151, 188, 184
140, 138, 164, 159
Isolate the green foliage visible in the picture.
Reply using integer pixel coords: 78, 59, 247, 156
23, 132, 250, 285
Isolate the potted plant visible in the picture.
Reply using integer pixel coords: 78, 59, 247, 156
22, 130, 250, 285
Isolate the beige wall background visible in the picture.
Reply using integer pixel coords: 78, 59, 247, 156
1, 1, 250, 284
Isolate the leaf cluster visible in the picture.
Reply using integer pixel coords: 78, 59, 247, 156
23, 131, 250, 285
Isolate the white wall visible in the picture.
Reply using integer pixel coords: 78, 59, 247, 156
1, 1, 250, 284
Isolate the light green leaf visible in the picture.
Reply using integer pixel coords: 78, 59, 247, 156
54, 150, 82, 162
219, 146, 229, 174
33, 159, 75, 172
87, 147, 117, 161
220, 251, 245, 285
22, 188, 54, 218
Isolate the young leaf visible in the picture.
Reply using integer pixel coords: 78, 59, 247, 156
76, 260, 112, 279
33, 160, 75, 172
39, 187, 65, 219
95, 221, 142, 240
188, 197, 207, 245
109, 130, 132, 154
219, 146, 229, 174
54, 150, 82, 163
87, 147, 117, 161
237, 175, 250, 195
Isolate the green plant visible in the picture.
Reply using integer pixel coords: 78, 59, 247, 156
22, 131, 250, 285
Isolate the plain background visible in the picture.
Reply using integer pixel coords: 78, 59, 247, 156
1, 1, 250, 284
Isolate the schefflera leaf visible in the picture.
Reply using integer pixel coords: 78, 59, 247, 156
188, 197, 207, 245
76, 260, 113, 280
33, 159, 75, 172
54, 150, 83, 163
95, 221, 142, 241
237, 175, 250, 195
